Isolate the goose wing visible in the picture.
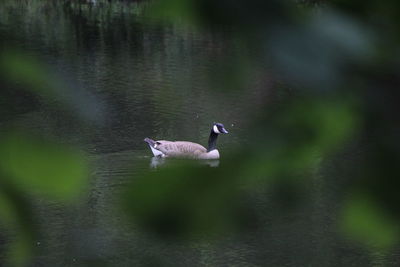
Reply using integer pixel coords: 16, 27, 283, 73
155, 141, 207, 158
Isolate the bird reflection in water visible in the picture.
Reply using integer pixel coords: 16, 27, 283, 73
150, 157, 220, 168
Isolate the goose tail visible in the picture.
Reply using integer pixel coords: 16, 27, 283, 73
144, 138, 164, 157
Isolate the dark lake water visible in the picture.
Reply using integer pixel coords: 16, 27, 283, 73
0, 1, 399, 266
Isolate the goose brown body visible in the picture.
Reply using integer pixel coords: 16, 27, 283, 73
154, 141, 207, 158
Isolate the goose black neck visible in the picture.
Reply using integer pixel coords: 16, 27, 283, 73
207, 130, 219, 152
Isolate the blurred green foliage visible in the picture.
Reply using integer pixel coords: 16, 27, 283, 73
0, 31, 90, 267
124, 161, 240, 238
0, 131, 87, 201
0, 52, 55, 98
122, 0, 400, 253
341, 193, 399, 249
1, 0, 400, 265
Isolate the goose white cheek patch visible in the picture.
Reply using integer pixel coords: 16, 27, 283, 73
213, 125, 221, 134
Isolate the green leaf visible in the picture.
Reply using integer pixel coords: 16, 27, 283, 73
8, 235, 33, 267
145, 0, 198, 26
0, 131, 88, 201
0, 183, 37, 266
0, 190, 17, 225
341, 193, 399, 249
123, 161, 238, 238
0, 51, 56, 97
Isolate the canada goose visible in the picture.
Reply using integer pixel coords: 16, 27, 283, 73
144, 123, 228, 159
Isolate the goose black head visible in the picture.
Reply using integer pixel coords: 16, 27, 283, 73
212, 123, 229, 134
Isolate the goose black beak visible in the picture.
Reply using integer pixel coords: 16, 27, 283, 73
221, 128, 228, 134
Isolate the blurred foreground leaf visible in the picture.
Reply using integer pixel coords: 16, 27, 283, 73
341, 193, 399, 249
0, 190, 17, 225
0, 183, 36, 266
8, 235, 32, 267
0, 131, 88, 201
241, 97, 359, 182
123, 161, 242, 238
0, 51, 57, 97
0, 50, 104, 123
144, 0, 198, 25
